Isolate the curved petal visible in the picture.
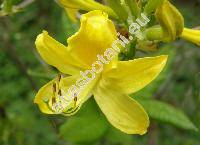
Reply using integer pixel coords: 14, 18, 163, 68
67, 10, 117, 66
103, 55, 168, 94
93, 84, 149, 135
59, 0, 97, 9
34, 75, 99, 115
59, 0, 117, 18
65, 8, 78, 22
35, 31, 87, 75
34, 78, 57, 114
59, 0, 81, 9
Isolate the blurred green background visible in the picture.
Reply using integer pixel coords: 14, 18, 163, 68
0, 0, 200, 145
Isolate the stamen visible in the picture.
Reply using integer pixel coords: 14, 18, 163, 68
58, 89, 62, 96
52, 83, 57, 105
53, 83, 56, 94
52, 97, 56, 104
57, 74, 62, 90
58, 74, 62, 82
74, 95, 77, 107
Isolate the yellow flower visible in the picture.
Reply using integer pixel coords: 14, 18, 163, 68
180, 28, 200, 46
58, 0, 117, 19
34, 10, 168, 135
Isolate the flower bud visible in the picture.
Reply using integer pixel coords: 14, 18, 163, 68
155, 0, 184, 42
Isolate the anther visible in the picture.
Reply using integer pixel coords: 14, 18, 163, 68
58, 74, 62, 82
52, 97, 56, 105
52, 83, 58, 105
53, 83, 56, 93
74, 97, 77, 107
58, 89, 62, 96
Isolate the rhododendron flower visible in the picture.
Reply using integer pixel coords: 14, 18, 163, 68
34, 10, 167, 135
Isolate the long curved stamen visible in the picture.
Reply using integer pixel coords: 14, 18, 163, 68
53, 83, 57, 93
57, 74, 62, 89
52, 83, 57, 105
58, 89, 62, 96
58, 74, 62, 82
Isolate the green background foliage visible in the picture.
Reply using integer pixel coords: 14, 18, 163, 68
0, 0, 200, 145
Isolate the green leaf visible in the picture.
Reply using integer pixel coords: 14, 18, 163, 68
136, 99, 198, 131
59, 99, 108, 144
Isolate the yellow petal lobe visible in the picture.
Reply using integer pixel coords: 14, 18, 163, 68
67, 10, 117, 66
180, 28, 200, 46
104, 55, 168, 94
59, 0, 117, 18
35, 31, 87, 75
34, 75, 98, 115
93, 85, 149, 135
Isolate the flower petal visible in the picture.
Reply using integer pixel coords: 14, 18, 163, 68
103, 55, 168, 94
59, 0, 117, 18
180, 28, 200, 46
59, 0, 99, 9
60, 75, 99, 116
34, 75, 98, 115
59, 0, 81, 9
65, 8, 78, 22
67, 10, 117, 66
35, 31, 87, 75
34, 78, 58, 114
93, 85, 149, 135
